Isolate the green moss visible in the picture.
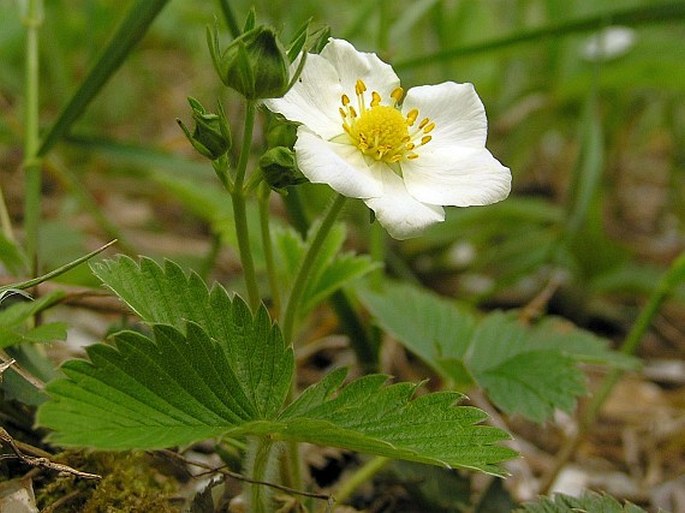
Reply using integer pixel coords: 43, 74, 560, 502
36, 451, 180, 513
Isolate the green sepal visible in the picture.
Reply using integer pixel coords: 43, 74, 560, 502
177, 97, 232, 160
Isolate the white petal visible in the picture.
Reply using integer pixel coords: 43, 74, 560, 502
364, 169, 445, 240
321, 38, 400, 102
294, 128, 383, 198
404, 82, 488, 149
263, 53, 343, 140
402, 146, 511, 207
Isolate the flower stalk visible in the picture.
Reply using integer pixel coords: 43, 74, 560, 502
245, 437, 282, 513
258, 183, 281, 317
281, 194, 347, 345
232, 101, 260, 311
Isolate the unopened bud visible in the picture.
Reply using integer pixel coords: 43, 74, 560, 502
177, 97, 232, 160
259, 147, 306, 192
213, 26, 290, 100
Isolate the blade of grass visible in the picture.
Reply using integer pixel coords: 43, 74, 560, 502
21, 0, 43, 276
396, 2, 685, 70
216, 0, 241, 39
566, 84, 603, 237
37, 0, 170, 156
0, 240, 116, 294
65, 134, 213, 179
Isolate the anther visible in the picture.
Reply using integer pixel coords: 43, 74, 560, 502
423, 122, 435, 133
341, 94, 350, 106
355, 79, 367, 95
418, 118, 430, 129
370, 91, 381, 107
390, 87, 404, 104
348, 106, 358, 118
421, 135, 432, 145
406, 109, 419, 126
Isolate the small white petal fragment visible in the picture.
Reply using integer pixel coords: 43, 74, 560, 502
582, 26, 636, 62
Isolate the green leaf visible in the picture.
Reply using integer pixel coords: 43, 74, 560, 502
515, 492, 650, 513
276, 368, 514, 474
355, 282, 476, 384
274, 224, 380, 314
0, 291, 64, 330
359, 282, 636, 422
38, 322, 278, 448
90, 256, 293, 419
38, 257, 514, 475
0, 322, 68, 349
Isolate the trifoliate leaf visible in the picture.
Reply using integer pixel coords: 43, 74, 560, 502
37, 257, 515, 475
359, 282, 637, 423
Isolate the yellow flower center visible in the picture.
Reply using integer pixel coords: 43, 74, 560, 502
339, 79, 435, 164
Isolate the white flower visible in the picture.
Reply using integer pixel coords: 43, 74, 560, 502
264, 38, 511, 239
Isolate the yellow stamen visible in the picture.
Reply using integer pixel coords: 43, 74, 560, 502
338, 80, 436, 164
423, 122, 435, 133
406, 109, 419, 126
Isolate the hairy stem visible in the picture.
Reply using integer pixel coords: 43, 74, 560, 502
231, 101, 260, 311
259, 184, 281, 317
245, 437, 282, 513
282, 190, 379, 370
281, 194, 347, 345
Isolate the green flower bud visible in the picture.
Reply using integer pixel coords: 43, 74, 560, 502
259, 146, 306, 192
266, 115, 298, 149
212, 25, 290, 100
177, 97, 232, 160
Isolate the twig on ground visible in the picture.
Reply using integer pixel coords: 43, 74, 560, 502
0, 428, 101, 480
158, 449, 333, 503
